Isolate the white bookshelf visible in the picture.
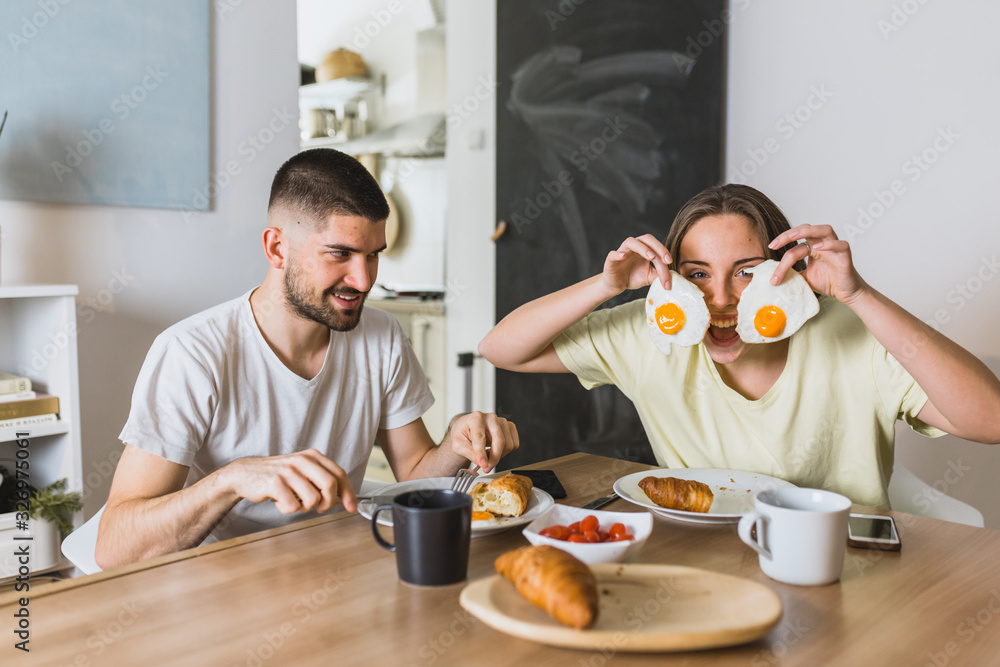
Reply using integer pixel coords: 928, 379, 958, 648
0, 285, 83, 578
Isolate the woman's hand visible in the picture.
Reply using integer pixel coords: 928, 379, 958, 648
769, 224, 868, 305
601, 234, 673, 295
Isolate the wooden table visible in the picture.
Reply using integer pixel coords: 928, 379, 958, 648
2, 453, 999, 665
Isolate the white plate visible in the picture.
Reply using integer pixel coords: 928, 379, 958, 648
358, 476, 555, 537
613, 468, 797, 524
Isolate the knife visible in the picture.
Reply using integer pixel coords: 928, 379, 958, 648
582, 492, 619, 510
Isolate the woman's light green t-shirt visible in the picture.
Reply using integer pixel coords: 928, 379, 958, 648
553, 296, 943, 507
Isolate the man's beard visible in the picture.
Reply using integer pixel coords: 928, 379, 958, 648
283, 257, 366, 332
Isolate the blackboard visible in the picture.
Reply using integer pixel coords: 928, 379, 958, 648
495, 0, 725, 469
0, 0, 209, 210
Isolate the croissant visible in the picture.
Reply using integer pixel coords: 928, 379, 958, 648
471, 473, 533, 517
494, 545, 599, 629
638, 476, 714, 513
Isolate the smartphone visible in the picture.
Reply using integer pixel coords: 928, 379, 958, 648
847, 513, 901, 551
512, 469, 567, 499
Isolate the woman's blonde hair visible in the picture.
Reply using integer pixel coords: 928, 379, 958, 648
665, 184, 805, 272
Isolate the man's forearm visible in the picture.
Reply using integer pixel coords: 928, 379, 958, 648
96, 471, 238, 569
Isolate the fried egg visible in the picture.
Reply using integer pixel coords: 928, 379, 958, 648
645, 271, 710, 354
736, 260, 819, 344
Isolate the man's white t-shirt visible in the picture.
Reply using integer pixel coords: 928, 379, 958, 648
119, 289, 434, 543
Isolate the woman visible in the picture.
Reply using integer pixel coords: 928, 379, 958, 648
478, 184, 1000, 507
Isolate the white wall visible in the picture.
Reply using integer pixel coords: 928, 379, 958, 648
0, 0, 301, 516
445, 0, 497, 418
726, 0, 1000, 527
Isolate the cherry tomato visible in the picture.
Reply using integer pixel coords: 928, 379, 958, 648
609, 522, 627, 539
598, 530, 611, 542
611, 533, 634, 542
580, 515, 600, 533
568, 521, 581, 533
539, 525, 572, 541
567, 533, 589, 543
582, 530, 600, 543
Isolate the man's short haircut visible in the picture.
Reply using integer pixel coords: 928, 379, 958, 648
268, 148, 390, 227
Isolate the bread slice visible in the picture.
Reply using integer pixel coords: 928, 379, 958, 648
471, 473, 533, 517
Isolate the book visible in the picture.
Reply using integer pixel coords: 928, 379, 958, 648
0, 413, 58, 431
0, 394, 60, 421
0, 372, 31, 395
0, 391, 36, 404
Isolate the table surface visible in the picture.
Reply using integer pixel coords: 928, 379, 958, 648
2, 453, 999, 666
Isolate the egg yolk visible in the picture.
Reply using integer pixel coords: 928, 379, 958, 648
655, 303, 685, 335
754, 305, 786, 337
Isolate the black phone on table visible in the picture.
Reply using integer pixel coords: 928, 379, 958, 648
847, 513, 901, 551
512, 469, 567, 499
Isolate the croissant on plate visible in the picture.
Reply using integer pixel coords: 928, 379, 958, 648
638, 476, 714, 513
471, 473, 533, 517
494, 545, 599, 629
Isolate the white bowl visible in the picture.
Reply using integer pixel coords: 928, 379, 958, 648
522, 505, 653, 564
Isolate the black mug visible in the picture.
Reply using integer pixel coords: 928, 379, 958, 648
371, 489, 473, 586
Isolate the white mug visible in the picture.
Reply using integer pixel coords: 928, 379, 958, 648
738, 487, 851, 586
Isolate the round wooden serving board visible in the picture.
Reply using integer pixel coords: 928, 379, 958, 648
460, 563, 782, 652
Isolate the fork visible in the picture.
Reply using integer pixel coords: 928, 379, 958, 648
451, 467, 479, 494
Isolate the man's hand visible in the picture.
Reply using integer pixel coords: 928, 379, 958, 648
443, 412, 520, 473
220, 449, 358, 514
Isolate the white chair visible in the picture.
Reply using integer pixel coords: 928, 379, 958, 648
60, 504, 105, 575
887, 463, 984, 527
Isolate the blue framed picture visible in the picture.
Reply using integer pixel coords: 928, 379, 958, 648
0, 0, 209, 210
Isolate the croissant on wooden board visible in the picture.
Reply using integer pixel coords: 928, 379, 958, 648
638, 476, 714, 513
494, 545, 599, 629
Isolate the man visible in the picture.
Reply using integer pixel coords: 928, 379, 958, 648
95, 149, 518, 568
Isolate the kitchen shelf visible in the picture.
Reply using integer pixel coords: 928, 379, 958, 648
299, 77, 380, 108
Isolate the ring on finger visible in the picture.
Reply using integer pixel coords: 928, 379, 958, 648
803, 240, 812, 257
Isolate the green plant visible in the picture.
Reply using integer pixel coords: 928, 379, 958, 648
27, 478, 82, 535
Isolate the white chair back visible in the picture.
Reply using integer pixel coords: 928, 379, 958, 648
888, 463, 984, 527
60, 504, 106, 575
